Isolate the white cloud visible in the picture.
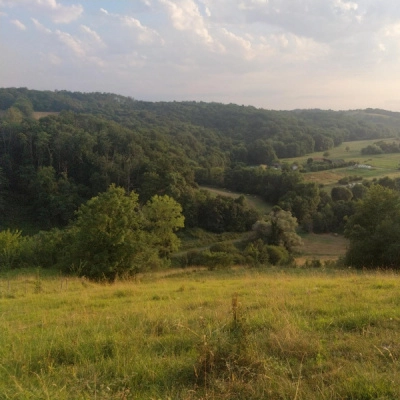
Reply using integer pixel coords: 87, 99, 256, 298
159, 0, 215, 45
100, 7, 163, 45
120, 16, 162, 44
0, 0, 83, 23
80, 25, 105, 47
334, 0, 358, 12
54, 27, 107, 68
31, 17, 51, 33
55, 30, 85, 57
384, 22, 400, 37
49, 2, 83, 24
11, 19, 26, 30
221, 28, 253, 58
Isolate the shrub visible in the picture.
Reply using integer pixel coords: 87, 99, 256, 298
244, 239, 270, 267
266, 245, 291, 265
20, 228, 66, 269
0, 229, 23, 269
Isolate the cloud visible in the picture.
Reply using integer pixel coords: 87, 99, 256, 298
80, 25, 105, 47
55, 30, 85, 57
100, 7, 163, 45
333, 0, 358, 12
0, 0, 83, 23
31, 17, 51, 33
3, 0, 400, 111
11, 19, 26, 30
159, 0, 215, 45
220, 28, 253, 59
53, 27, 106, 68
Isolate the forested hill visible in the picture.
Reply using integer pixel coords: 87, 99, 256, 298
1, 88, 400, 150
1, 87, 400, 233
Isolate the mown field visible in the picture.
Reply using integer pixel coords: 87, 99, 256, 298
1, 266, 399, 400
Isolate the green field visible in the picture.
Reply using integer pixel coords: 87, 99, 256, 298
284, 138, 400, 187
1, 267, 400, 399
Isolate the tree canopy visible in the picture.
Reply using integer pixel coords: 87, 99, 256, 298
344, 185, 400, 268
63, 185, 184, 281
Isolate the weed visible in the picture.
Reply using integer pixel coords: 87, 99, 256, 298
195, 293, 266, 395
34, 268, 42, 294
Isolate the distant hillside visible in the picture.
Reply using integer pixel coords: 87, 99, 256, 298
2, 87, 400, 234
1, 87, 399, 158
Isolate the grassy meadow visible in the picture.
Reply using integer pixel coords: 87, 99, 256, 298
284, 138, 400, 188
1, 266, 400, 399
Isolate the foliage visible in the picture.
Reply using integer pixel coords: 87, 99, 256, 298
142, 194, 185, 257
252, 207, 303, 252
0, 229, 23, 269
344, 185, 400, 268
62, 185, 184, 281
331, 186, 353, 202
1, 88, 400, 238
361, 140, 400, 155
244, 239, 270, 266
21, 228, 66, 269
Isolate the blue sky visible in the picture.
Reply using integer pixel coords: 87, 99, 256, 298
1, 0, 400, 111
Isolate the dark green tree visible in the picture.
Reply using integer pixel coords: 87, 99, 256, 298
344, 185, 400, 268
331, 186, 353, 202
63, 185, 184, 281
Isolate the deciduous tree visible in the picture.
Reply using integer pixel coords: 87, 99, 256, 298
345, 185, 400, 268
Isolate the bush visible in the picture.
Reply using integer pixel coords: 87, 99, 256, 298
244, 239, 270, 267
266, 245, 291, 265
20, 228, 66, 269
0, 229, 24, 269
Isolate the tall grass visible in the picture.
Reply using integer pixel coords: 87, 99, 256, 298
1, 267, 400, 399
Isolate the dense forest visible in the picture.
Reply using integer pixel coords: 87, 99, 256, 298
2, 88, 400, 276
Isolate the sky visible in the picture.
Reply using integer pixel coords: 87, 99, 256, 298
1, 0, 400, 111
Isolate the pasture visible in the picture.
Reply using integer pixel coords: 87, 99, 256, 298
285, 138, 400, 187
1, 267, 399, 399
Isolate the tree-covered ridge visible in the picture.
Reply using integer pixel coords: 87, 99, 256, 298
1, 88, 399, 161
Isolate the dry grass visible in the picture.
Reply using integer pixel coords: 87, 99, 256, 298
296, 233, 348, 261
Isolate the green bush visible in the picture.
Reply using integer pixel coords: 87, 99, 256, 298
266, 245, 291, 265
19, 228, 66, 269
179, 249, 235, 269
244, 239, 270, 267
0, 229, 23, 269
